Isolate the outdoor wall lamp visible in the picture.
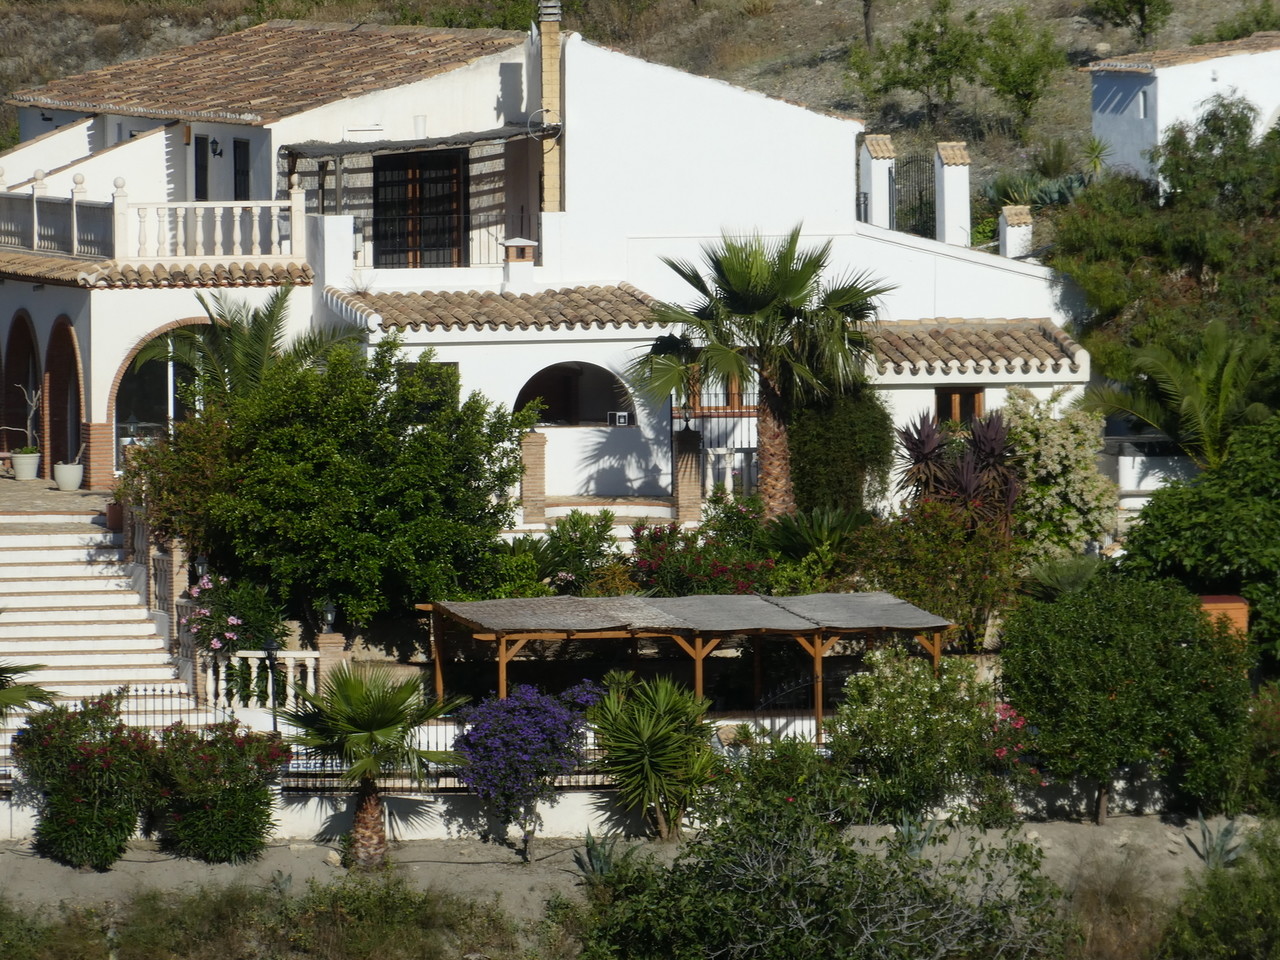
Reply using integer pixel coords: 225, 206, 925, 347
209, 138, 223, 157
194, 554, 208, 578
322, 601, 337, 630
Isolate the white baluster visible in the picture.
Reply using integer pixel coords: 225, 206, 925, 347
232, 205, 243, 255
193, 207, 206, 257
212, 206, 224, 256
174, 206, 187, 256
135, 208, 148, 258
249, 205, 262, 256
71, 173, 85, 256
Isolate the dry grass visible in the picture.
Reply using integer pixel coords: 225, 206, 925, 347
1064, 846, 1170, 960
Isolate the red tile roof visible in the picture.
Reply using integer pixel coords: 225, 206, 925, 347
0, 249, 312, 288
871, 319, 1084, 376
1088, 31, 1280, 73
8, 21, 526, 125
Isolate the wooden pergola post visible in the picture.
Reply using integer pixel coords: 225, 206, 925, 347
430, 609, 446, 703
794, 632, 838, 744
495, 635, 530, 699
672, 634, 721, 700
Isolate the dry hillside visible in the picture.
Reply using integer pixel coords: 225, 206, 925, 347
0, 0, 1263, 186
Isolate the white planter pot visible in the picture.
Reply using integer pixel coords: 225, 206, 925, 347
11, 452, 40, 481
54, 461, 84, 491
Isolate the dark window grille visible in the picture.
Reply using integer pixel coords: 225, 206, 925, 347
372, 151, 467, 268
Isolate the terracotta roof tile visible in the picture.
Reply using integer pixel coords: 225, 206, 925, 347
8, 21, 527, 125
862, 134, 895, 160
332, 284, 658, 332
0, 249, 312, 287
1088, 30, 1280, 73
1002, 205, 1033, 227
936, 142, 970, 166
871, 318, 1084, 377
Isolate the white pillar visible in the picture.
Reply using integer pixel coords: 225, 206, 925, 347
858, 134, 895, 229
502, 238, 538, 294
998, 205, 1033, 259
934, 142, 971, 247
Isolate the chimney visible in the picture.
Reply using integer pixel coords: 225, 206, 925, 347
502, 238, 538, 293
934, 142, 970, 246
858, 134, 895, 229
539, 0, 564, 213
999, 205, 1033, 259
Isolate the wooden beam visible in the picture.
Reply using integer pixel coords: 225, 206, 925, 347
915, 632, 943, 672
495, 636, 531, 698
430, 609, 445, 703
671, 635, 721, 699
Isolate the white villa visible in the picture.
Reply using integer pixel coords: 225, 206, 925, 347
0, 7, 1087, 518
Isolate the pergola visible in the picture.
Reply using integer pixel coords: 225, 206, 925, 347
417, 592, 951, 734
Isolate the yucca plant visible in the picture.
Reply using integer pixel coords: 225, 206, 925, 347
588, 674, 715, 840
281, 663, 465, 870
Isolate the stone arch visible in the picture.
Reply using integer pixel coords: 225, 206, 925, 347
514, 361, 637, 426
4, 313, 42, 454
108, 317, 207, 472
44, 317, 85, 469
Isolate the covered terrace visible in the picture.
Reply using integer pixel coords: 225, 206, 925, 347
418, 592, 951, 736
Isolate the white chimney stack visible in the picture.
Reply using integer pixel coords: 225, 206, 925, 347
934, 142, 970, 246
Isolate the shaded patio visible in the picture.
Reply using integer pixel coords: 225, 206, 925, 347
418, 592, 951, 737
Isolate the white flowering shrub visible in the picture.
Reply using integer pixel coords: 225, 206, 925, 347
1002, 386, 1116, 565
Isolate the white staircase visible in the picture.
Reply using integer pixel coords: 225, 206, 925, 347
0, 512, 182, 701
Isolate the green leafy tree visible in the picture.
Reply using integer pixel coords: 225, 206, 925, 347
850, 0, 983, 123
787, 385, 894, 514
0, 661, 52, 720
130, 339, 535, 626
1001, 577, 1253, 824
979, 7, 1065, 131
632, 226, 892, 518
1080, 321, 1274, 470
132, 285, 363, 407
587, 673, 716, 840
1003, 386, 1116, 564
281, 663, 466, 870
1050, 96, 1280, 359
1091, 0, 1172, 43
1122, 415, 1280, 655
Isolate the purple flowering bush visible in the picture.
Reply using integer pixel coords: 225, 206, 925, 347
182, 574, 286, 655
453, 683, 600, 859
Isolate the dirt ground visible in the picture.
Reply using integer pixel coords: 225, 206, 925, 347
0, 814, 1246, 926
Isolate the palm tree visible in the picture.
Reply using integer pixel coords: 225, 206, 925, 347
1080, 321, 1273, 470
631, 226, 893, 518
133, 284, 364, 407
280, 663, 465, 870
0, 662, 53, 721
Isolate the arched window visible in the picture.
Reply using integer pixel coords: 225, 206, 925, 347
114, 331, 194, 469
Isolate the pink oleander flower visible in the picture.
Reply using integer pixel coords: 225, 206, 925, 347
209, 638, 223, 650
994, 747, 1008, 759
227, 616, 242, 625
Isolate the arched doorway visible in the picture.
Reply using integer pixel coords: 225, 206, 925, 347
4, 316, 42, 454
111, 323, 198, 471
514, 362, 637, 425
44, 320, 84, 467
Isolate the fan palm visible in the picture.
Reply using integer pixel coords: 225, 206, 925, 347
1080, 321, 1273, 470
280, 663, 465, 869
132, 284, 364, 407
0, 661, 53, 721
631, 226, 893, 518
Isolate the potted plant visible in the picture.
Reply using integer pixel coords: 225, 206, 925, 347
53, 443, 85, 492
5, 384, 41, 481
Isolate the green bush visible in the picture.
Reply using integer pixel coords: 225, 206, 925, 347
1244, 682, 1280, 815
151, 722, 291, 863
1001, 577, 1253, 822
827, 648, 1039, 825
1157, 822, 1280, 959
787, 388, 893, 515
13, 694, 153, 870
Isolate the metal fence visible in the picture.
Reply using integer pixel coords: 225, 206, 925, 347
679, 391, 759, 498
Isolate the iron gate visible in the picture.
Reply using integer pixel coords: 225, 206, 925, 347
892, 152, 935, 239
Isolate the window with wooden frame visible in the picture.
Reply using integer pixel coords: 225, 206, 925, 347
935, 387, 984, 425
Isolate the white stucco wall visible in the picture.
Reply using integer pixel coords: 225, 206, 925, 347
554, 36, 861, 284
29, 125, 176, 202
268, 43, 533, 149
1, 116, 99, 186
1093, 48, 1280, 179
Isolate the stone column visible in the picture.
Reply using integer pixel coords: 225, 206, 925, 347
674, 426, 702, 524
521, 430, 548, 526
858, 134, 895, 228
999, 205, 1033, 259
934, 142, 971, 246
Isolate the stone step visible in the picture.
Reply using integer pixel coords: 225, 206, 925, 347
0, 635, 166, 654
0, 606, 152, 625
0, 577, 135, 594
0, 530, 120, 549
4, 649, 171, 667
35, 664, 180, 685
0, 590, 144, 608
0, 561, 130, 579
0, 547, 125, 565
0, 620, 161, 639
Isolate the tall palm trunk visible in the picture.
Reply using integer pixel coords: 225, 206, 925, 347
756, 380, 796, 519
350, 775, 388, 869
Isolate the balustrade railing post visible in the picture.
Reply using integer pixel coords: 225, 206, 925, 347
30, 169, 46, 250
112, 177, 128, 259
289, 174, 307, 260
70, 173, 85, 256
